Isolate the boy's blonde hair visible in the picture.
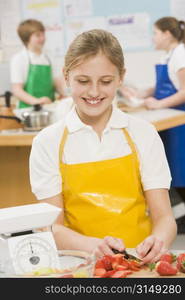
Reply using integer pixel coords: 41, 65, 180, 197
64, 29, 125, 79
17, 19, 45, 46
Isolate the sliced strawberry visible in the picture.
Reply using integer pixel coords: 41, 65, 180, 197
95, 260, 105, 269
120, 259, 129, 269
102, 270, 117, 278
110, 270, 129, 278
115, 265, 128, 271
94, 268, 106, 277
128, 260, 141, 271
156, 261, 178, 276
112, 254, 125, 269
101, 255, 113, 271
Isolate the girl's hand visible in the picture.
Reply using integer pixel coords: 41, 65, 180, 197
136, 235, 167, 264
93, 236, 125, 258
144, 97, 162, 109
38, 97, 52, 104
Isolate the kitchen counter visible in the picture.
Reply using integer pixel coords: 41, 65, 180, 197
1, 107, 185, 209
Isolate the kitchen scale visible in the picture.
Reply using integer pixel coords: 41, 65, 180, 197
0, 203, 61, 276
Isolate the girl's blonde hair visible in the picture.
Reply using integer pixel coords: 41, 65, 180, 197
17, 19, 45, 46
64, 29, 125, 79
155, 17, 185, 43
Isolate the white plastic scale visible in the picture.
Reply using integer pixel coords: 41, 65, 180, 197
0, 203, 61, 276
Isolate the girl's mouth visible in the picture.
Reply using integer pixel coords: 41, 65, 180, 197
82, 97, 105, 105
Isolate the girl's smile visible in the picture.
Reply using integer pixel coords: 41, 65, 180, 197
67, 53, 123, 124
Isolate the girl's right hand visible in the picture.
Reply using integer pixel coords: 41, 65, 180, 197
93, 236, 125, 258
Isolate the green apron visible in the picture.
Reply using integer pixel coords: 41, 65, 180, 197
19, 54, 55, 108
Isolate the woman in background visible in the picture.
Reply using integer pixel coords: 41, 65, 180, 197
10, 19, 67, 108
121, 17, 185, 221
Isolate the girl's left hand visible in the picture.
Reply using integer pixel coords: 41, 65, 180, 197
136, 235, 167, 264
144, 97, 162, 110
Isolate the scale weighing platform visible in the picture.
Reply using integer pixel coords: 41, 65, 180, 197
0, 203, 61, 276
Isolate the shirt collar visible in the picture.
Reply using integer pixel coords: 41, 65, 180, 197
66, 104, 128, 133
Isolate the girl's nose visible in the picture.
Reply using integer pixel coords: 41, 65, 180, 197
88, 83, 100, 98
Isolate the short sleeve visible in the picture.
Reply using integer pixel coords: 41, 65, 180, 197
10, 53, 27, 83
173, 47, 185, 73
29, 135, 62, 200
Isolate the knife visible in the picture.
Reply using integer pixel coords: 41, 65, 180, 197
112, 248, 142, 262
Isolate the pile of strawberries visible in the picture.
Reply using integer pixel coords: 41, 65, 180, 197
93, 253, 142, 278
93, 252, 185, 278
151, 252, 185, 276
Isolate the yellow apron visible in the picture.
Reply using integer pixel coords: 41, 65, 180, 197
59, 127, 152, 247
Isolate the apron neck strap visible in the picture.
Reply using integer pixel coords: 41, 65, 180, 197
59, 127, 139, 164
59, 127, 68, 162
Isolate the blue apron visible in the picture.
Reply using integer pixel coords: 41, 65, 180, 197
154, 58, 185, 187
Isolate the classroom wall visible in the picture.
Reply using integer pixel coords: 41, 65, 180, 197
0, 0, 184, 94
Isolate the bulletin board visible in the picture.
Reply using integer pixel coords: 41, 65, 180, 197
1, 0, 185, 62
19, 0, 175, 57
61, 0, 171, 52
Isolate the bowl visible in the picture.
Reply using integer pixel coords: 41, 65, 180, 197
0, 250, 95, 278
57, 250, 95, 278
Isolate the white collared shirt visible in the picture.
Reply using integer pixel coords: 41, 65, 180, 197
10, 47, 58, 84
160, 43, 185, 90
29, 105, 171, 200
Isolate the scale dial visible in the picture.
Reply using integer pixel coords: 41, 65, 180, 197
13, 235, 59, 274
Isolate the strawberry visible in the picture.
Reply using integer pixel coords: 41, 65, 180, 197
155, 261, 178, 276
160, 253, 176, 264
101, 255, 113, 271
94, 268, 106, 277
176, 253, 185, 273
102, 270, 117, 278
112, 254, 124, 269
127, 260, 141, 271
95, 260, 105, 269
110, 270, 129, 278
115, 264, 128, 271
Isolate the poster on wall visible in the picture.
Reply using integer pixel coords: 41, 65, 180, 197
21, 0, 64, 57
107, 12, 151, 50
65, 17, 106, 48
64, 0, 93, 17
171, 0, 185, 21
0, 0, 22, 61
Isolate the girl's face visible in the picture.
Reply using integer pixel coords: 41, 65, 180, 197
67, 53, 123, 121
28, 31, 45, 52
152, 26, 170, 50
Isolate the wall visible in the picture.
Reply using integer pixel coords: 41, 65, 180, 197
0, 0, 182, 93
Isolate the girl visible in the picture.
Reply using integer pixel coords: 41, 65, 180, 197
143, 17, 185, 199
10, 19, 67, 108
30, 29, 176, 263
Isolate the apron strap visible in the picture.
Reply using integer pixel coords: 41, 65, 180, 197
59, 127, 140, 166
122, 128, 140, 168
59, 127, 68, 163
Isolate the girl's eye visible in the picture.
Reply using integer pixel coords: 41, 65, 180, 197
78, 80, 89, 84
102, 81, 112, 85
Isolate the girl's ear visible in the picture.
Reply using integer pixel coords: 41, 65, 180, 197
119, 68, 126, 86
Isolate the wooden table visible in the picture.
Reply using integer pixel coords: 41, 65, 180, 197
1, 107, 185, 209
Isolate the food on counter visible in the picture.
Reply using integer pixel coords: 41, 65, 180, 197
159, 252, 176, 264
94, 253, 142, 278
94, 251, 185, 278
176, 253, 185, 273
155, 261, 178, 276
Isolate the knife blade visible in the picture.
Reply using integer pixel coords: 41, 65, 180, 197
112, 248, 142, 262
